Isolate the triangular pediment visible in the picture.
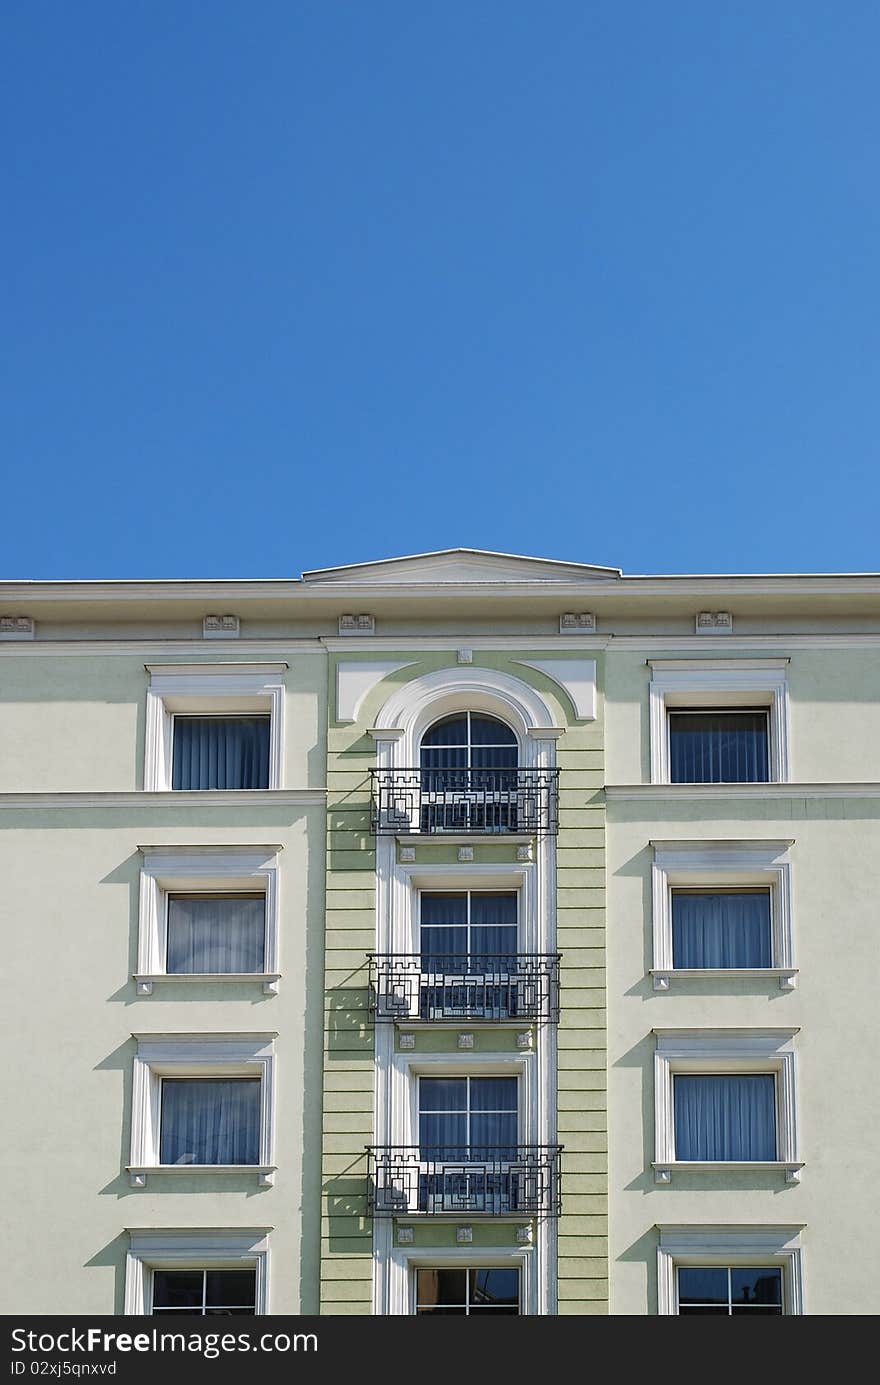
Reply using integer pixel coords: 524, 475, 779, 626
301, 548, 621, 585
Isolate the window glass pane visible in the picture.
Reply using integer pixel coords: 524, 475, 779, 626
160, 1079, 261, 1165
678, 1306, 730, 1315
419, 1112, 468, 1154
731, 1268, 782, 1306
671, 891, 772, 969
469, 926, 519, 960
422, 717, 469, 747
420, 927, 469, 963
470, 1112, 517, 1156
416, 1268, 467, 1308
205, 1271, 257, 1307
469, 1078, 518, 1112
166, 895, 265, 974
152, 1271, 203, 1309
677, 1267, 728, 1305
674, 1075, 777, 1161
469, 894, 517, 927
469, 717, 517, 746
172, 716, 270, 790
470, 1268, 520, 1306
669, 711, 769, 783
420, 894, 468, 926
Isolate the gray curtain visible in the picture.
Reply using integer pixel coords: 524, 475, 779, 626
172, 716, 270, 790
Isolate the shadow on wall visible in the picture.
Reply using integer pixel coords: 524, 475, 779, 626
324, 1159, 371, 1254
94, 1038, 137, 1200
84, 1232, 130, 1316
612, 1033, 656, 1192
100, 852, 142, 1005
617, 1228, 659, 1316
612, 844, 654, 979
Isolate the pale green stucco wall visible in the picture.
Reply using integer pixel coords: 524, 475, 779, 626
0, 653, 326, 791
0, 650, 328, 1314
606, 797, 880, 1315
605, 648, 880, 785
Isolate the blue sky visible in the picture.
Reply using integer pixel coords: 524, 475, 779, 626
3, 2, 879, 579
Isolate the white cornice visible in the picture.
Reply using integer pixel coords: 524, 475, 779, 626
606, 783, 880, 800
0, 790, 327, 808
6, 631, 880, 656
3, 573, 880, 604
0, 641, 326, 656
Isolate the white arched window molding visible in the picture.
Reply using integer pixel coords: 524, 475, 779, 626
369, 665, 563, 770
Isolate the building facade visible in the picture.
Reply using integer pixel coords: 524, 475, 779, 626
1, 550, 878, 1315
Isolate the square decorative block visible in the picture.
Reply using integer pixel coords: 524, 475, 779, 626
0, 616, 34, 640
559, 612, 595, 633
696, 611, 733, 633
339, 614, 375, 635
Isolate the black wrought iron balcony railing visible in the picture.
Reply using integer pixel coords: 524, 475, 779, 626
367, 1146, 563, 1217
369, 767, 560, 837
367, 953, 561, 1023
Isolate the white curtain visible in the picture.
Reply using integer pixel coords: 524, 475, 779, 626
160, 1079, 260, 1164
166, 895, 265, 973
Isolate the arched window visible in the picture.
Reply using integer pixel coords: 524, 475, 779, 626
419, 713, 518, 832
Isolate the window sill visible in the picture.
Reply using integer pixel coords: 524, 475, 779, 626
650, 968, 798, 992
127, 1164, 276, 1188
134, 973, 281, 996
653, 1161, 803, 1185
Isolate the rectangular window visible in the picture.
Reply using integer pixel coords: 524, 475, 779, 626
420, 892, 518, 966
171, 716, 270, 790
677, 1265, 783, 1316
166, 894, 266, 975
151, 1269, 257, 1316
673, 1074, 777, 1161
159, 1078, 261, 1166
669, 710, 769, 783
415, 1267, 520, 1315
671, 889, 772, 970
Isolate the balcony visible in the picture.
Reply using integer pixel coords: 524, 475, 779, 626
367, 1145, 563, 1217
368, 953, 561, 1023
369, 767, 560, 837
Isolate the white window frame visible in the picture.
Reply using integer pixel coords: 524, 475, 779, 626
144, 664, 287, 792
128, 1034, 276, 1187
124, 1229, 270, 1315
657, 1226, 805, 1316
378, 869, 531, 1024
649, 660, 790, 784
135, 846, 282, 994
650, 840, 796, 990
385, 1247, 535, 1316
652, 1029, 801, 1184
